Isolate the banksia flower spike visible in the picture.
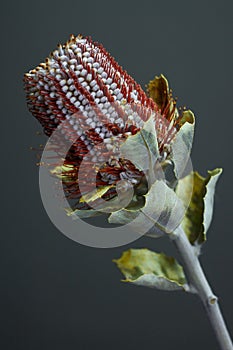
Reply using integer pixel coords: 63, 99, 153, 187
24, 34, 190, 209
25, 35, 233, 350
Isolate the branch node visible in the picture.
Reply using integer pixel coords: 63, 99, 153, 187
208, 295, 218, 305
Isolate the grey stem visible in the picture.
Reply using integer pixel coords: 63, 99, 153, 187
171, 226, 233, 350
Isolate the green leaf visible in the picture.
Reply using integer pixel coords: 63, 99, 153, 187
147, 75, 195, 179
109, 208, 139, 225
142, 180, 185, 234
109, 180, 185, 237
125, 195, 146, 210
65, 208, 102, 219
50, 164, 75, 182
120, 114, 159, 178
175, 168, 222, 244
178, 110, 195, 128
113, 248, 187, 291
80, 185, 113, 203
170, 111, 195, 179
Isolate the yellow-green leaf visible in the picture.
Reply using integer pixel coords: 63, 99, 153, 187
50, 164, 75, 182
80, 185, 113, 203
113, 249, 187, 291
175, 168, 222, 244
178, 110, 195, 128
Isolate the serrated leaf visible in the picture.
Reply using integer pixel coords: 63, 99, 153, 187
109, 180, 185, 237
113, 249, 187, 291
175, 168, 222, 244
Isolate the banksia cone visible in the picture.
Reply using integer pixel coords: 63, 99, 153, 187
24, 34, 185, 210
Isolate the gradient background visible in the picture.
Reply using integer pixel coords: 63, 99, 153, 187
1, 0, 233, 349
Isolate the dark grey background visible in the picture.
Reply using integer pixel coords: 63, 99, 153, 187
1, 0, 232, 349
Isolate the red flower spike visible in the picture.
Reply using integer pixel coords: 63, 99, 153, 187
24, 34, 178, 208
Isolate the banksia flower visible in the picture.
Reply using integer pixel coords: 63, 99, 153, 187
24, 34, 189, 210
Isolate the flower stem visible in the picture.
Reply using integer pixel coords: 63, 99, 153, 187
171, 226, 233, 350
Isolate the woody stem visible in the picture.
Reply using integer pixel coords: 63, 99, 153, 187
171, 226, 233, 350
